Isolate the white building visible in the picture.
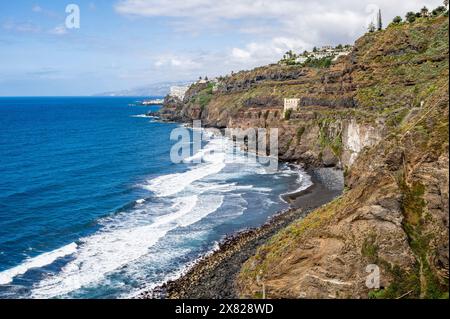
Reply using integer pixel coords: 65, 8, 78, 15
292, 45, 354, 65
283, 98, 301, 117
295, 56, 308, 64
170, 86, 189, 100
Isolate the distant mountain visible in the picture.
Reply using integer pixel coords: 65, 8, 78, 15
94, 81, 193, 97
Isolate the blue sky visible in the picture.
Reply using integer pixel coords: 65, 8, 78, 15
0, 0, 444, 96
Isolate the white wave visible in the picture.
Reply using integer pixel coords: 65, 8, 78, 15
144, 138, 228, 197
295, 169, 313, 192
280, 167, 313, 201
144, 162, 226, 197
130, 114, 150, 118
0, 243, 78, 285
30, 194, 223, 299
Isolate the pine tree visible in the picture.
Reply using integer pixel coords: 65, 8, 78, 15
377, 9, 383, 31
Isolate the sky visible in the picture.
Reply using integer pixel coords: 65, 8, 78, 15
0, 0, 445, 96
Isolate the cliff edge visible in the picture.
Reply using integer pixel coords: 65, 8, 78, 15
158, 15, 449, 299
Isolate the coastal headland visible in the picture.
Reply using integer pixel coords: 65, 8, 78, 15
145, 14, 449, 299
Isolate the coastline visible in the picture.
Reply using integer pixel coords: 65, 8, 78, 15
139, 168, 343, 299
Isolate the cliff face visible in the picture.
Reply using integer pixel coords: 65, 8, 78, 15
159, 16, 449, 298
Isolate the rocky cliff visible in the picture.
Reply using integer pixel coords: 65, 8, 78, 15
158, 15, 449, 298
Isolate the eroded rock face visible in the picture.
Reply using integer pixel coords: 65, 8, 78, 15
235, 17, 449, 299
238, 105, 449, 298
342, 119, 383, 167
158, 16, 449, 299
217, 65, 310, 94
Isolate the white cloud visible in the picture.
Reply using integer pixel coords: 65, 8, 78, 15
114, 0, 445, 80
231, 48, 251, 60
154, 55, 202, 70
231, 36, 311, 65
2, 20, 41, 33
50, 25, 67, 35
115, 0, 444, 48
115, 0, 444, 22
31, 4, 60, 18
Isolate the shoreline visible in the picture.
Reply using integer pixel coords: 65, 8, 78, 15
139, 168, 343, 299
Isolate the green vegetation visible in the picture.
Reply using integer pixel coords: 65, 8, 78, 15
318, 117, 343, 157
240, 198, 342, 280
303, 56, 333, 68
392, 16, 402, 24
361, 234, 379, 263
284, 109, 292, 120
296, 127, 306, 144
406, 12, 417, 23
195, 83, 214, 110
278, 50, 300, 66
399, 179, 448, 299
404, 3, 448, 24
368, 172, 449, 299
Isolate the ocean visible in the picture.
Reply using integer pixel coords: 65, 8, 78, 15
0, 97, 311, 299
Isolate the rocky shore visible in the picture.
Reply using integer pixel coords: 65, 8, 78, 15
139, 168, 343, 299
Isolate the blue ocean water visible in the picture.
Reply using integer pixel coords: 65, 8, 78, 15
0, 97, 310, 299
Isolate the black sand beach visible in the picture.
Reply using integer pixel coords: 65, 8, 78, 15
140, 168, 343, 299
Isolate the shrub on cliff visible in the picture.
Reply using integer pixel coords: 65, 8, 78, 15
284, 109, 292, 120
393, 16, 403, 24
303, 56, 333, 68
406, 12, 417, 23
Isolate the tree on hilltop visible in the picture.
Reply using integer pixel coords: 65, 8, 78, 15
377, 9, 383, 31
368, 22, 376, 33
393, 16, 402, 24
432, 6, 447, 16
406, 11, 416, 23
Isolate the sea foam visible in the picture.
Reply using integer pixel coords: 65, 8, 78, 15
30, 194, 223, 298
0, 243, 78, 285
